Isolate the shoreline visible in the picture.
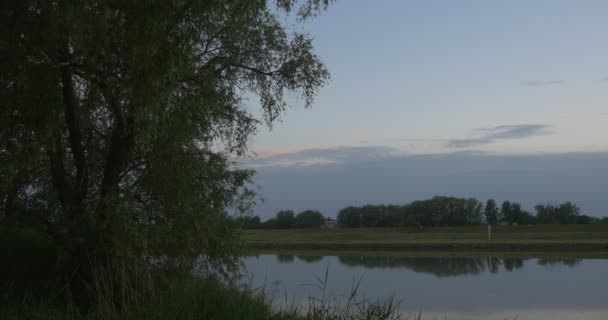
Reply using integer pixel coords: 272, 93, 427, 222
246, 241, 608, 252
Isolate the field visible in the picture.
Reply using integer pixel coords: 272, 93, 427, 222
243, 224, 608, 252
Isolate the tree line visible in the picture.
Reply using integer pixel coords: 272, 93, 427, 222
242, 196, 608, 229
239, 210, 327, 229
340, 197, 606, 227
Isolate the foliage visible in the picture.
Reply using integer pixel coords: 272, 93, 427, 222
337, 205, 404, 228
263, 218, 279, 229
0, 227, 59, 292
1, 0, 330, 278
336, 206, 363, 228
0, 263, 400, 320
535, 202, 581, 224
255, 198, 600, 229
275, 210, 297, 229
294, 210, 325, 228
240, 215, 263, 229
500, 201, 534, 225
244, 210, 326, 229
484, 199, 499, 226
337, 197, 483, 228
500, 201, 511, 224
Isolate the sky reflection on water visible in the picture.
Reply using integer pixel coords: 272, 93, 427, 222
242, 254, 608, 320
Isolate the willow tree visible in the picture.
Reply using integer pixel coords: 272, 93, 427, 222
1, 0, 330, 270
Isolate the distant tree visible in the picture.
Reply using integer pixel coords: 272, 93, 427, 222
464, 198, 484, 225
338, 204, 408, 228
500, 201, 512, 224
601, 217, 608, 224
558, 202, 581, 224
275, 210, 296, 229
402, 196, 483, 227
337, 206, 362, 228
516, 209, 536, 225
576, 215, 595, 224
484, 199, 499, 225
262, 218, 278, 229
505, 203, 535, 225
240, 216, 262, 229
535, 202, 581, 224
295, 210, 325, 228
534, 204, 551, 223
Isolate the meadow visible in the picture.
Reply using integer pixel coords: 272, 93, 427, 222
243, 224, 608, 251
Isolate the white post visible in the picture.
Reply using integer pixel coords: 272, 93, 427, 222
488, 224, 491, 241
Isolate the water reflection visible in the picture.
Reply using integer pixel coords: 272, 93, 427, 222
262, 254, 584, 276
276, 254, 295, 263
336, 256, 579, 277
243, 254, 608, 320
296, 255, 324, 263
537, 258, 580, 267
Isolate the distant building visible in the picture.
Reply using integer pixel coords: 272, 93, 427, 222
322, 218, 339, 229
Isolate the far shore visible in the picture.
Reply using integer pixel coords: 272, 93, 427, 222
243, 224, 608, 253
247, 241, 608, 252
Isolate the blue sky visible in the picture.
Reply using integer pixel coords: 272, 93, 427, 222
243, 1, 608, 217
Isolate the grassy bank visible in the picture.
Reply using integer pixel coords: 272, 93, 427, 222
244, 224, 608, 251
0, 269, 399, 320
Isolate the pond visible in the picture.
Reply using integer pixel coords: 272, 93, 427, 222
242, 253, 608, 320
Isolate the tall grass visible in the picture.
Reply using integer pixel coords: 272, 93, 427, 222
0, 262, 403, 320
266, 265, 401, 320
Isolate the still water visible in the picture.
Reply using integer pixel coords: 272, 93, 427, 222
242, 253, 608, 320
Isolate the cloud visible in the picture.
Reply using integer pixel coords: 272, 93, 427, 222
518, 80, 564, 87
247, 124, 553, 167
251, 151, 608, 218
447, 124, 551, 148
244, 145, 401, 168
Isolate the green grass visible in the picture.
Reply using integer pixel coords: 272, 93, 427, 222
0, 277, 286, 320
243, 224, 608, 251
0, 267, 400, 320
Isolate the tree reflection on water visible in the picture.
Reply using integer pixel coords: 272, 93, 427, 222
333, 256, 581, 277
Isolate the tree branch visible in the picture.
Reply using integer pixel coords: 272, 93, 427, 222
61, 66, 88, 198
48, 135, 72, 212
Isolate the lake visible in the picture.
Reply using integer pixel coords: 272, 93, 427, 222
242, 253, 608, 320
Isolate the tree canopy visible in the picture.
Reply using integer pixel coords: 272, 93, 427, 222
335, 197, 484, 228
484, 199, 499, 226
535, 202, 581, 224
1, 0, 330, 273
294, 210, 325, 228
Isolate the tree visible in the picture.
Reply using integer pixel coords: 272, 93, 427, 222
240, 215, 262, 229
295, 210, 324, 228
535, 202, 581, 224
275, 210, 296, 229
577, 215, 594, 224
464, 198, 484, 225
337, 206, 362, 228
262, 218, 278, 229
500, 201, 512, 224
557, 202, 581, 224
516, 209, 536, 225
484, 199, 499, 226
1, 0, 330, 276
511, 203, 522, 225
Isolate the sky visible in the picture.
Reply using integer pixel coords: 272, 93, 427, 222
243, 0, 608, 218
